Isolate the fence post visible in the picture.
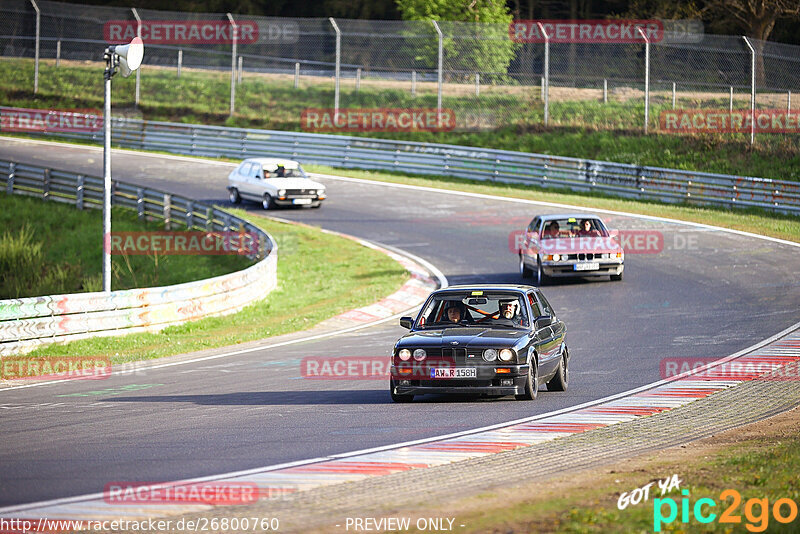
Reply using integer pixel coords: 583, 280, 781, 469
76, 175, 84, 209
730, 86, 733, 112
475, 73, 480, 96
637, 27, 650, 134
603, 79, 607, 103
56, 40, 61, 68
137, 188, 144, 219
238, 55, 243, 84
788, 90, 792, 117
131, 8, 142, 108
227, 13, 237, 116
743, 36, 756, 146
7, 163, 16, 194
411, 70, 416, 97
672, 82, 676, 109
432, 20, 443, 128
329, 18, 341, 124
206, 207, 213, 230
186, 201, 194, 229
356, 67, 361, 92
163, 193, 171, 230
294, 62, 299, 88
30, 0, 40, 93
177, 49, 182, 78
42, 168, 50, 200
537, 22, 549, 126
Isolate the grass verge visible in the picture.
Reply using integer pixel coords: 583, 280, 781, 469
2, 58, 798, 181
22, 211, 408, 364
388, 406, 800, 533
303, 164, 800, 243
0, 192, 250, 298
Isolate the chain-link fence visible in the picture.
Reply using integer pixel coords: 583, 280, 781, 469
2, 1, 800, 142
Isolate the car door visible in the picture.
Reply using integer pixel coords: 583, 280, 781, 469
522, 217, 541, 268
532, 290, 562, 378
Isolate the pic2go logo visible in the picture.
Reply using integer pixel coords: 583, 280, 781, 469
654, 489, 799, 532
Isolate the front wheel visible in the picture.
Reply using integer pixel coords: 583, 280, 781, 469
229, 188, 241, 204
534, 257, 547, 286
262, 193, 274, 210
519, 254, 533, 278
547, 347, 569, 392
515, 358, 538, 400
390, 379, 414, 403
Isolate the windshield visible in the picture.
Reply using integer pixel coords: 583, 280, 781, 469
540, 217, 608, 239
262, 164, 307, 179
416, 291, 529, 329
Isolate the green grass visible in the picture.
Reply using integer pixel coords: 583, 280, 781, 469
24, 212, 408, 364
389, 409, 800, 534
2, 57, 798, 182
302, 164, 800, 243
0, 193, 250, 298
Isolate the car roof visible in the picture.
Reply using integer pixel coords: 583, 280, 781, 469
242, 158, 301, 168
434, 284, 537, 293
538, 213, 603, 221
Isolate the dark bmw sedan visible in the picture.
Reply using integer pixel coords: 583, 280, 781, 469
390, 285, 569, 402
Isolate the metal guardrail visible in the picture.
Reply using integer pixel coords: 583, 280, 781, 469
12, 114, 799, 214
0, 158, 278, 357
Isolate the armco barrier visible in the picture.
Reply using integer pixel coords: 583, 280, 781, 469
3, 110, 799, 213
0, 159, 277, 357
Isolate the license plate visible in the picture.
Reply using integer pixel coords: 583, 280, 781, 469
431, 368, 477, 379
293, 198, 312, 205
574, 262, 600, 271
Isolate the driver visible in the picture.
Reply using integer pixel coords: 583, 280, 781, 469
445, 302, 467, 324
498, 299, 524, 326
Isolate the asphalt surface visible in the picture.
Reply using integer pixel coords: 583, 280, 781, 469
1, 137, 799, 507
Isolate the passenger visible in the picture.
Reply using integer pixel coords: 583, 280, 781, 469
543, 221, 560, 239
276, 165, 286, 177
579, 219, 599, 236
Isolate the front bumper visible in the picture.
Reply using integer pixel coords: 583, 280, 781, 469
542, 260, 623, 278
273, 196, 324, 207
391, 364, 528, 396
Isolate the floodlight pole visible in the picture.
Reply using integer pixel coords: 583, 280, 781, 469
227, 13, 237, 116
537, 22, 549, 126
432, 20, 443, 129
131, 8, 141, 108
743, 36, 756, 146
637, 27, 650, 134
31, 0, 40, 93
103, 49, 114, 293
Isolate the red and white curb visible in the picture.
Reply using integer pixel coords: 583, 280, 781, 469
3, 326, 798, 523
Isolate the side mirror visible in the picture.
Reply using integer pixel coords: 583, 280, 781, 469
535, 315, 552, 329
399, 317, 414, 329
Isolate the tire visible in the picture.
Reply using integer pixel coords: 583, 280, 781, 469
261, 193, 274, 210
229, 188, 241, 205
519, 253, 533, 278
611, 271, 623, 281
534, 257, 547, 286
547, 347, 569, 392
515, 358, 538, 400
390, 378, 414, 403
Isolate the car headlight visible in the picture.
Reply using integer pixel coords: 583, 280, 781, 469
398, 349, 411, 361
483, 348, 498, 362
278, 189, 286, 196
413, 349, 426, 361
316, 189, 324, 195
499, 348, 515, 362
552, 254, 561, 261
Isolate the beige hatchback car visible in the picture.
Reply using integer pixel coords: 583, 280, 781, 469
228, 158, 326, 209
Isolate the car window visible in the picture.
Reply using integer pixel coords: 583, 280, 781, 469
527, 218, 539, 233
417, 292, 528, 329
536, 292, 555, 318
527, 292, 542, 317
238, 163, 251, 176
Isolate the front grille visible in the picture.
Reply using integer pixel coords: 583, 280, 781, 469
285, 189, 316, 197
441, 347, 466, 365
568, 253, 601, 260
